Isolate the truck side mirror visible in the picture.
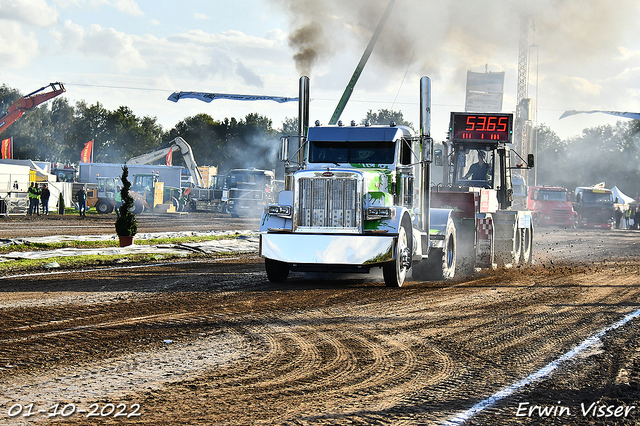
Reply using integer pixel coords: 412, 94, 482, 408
279, 137, 289, 162
527, 154, 535, 168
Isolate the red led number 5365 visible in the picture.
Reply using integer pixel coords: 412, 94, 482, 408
465, 116, 508, 132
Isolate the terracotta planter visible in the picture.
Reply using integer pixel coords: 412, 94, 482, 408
118, 235, 134, 247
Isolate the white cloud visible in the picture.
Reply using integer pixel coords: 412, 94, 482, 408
0, 0, 59, 27
112, 0, 143, 16
0, 21, 39, 68
194, 12, 209, 20
52, 0, 143, 16
53, 20, 146, 72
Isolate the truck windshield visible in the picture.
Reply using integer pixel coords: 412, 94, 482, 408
538, 190, 567, 201
229, 173, 268, 187
308, 141, 395, 164
583, 191, 613, 203
455, 148, 494, 186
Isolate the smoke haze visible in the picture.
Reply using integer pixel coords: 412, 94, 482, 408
272, 0, 639, 100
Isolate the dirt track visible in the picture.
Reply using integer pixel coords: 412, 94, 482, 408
1, 214, 640, 425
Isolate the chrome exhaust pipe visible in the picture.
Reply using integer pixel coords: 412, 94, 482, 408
419, 76, 432, 235
285, 76, 310, 191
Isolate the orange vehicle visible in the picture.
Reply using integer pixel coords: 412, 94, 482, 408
0, 83, 65, 134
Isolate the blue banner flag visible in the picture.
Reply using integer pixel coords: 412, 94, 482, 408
168, 92, 298, 104
560, 110, 640, 120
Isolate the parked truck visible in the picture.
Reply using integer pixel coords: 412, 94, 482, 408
573, 186, 615, 229
260, 76, 457, 287
226, 168, 276, 218
527, 186, 576, 227
511, 173, 527, 209
430, 111, 535, 272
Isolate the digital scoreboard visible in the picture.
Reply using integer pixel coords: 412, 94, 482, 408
450, 112, 513, 143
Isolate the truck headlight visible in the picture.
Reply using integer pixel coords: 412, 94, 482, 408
267, 205, 292, 218
365, 207, 394, 220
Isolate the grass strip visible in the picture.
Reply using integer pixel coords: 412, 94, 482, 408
0, 250, 245, 274
0, 233, 253, 254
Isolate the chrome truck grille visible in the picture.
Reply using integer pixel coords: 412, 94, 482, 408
295, 174, 361, 233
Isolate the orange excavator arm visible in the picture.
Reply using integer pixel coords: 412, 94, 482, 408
0, 82, 66, 135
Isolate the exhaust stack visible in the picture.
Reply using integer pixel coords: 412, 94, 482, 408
420, 76, 432, 235
284, 76, 309, 191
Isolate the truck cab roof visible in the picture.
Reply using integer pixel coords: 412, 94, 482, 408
307, 124, 413, 142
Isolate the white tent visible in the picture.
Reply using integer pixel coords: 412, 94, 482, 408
612, 186, 637, 206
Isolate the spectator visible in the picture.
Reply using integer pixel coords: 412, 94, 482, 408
40, 184, 51, 215
27, 182, 40, 215
76, 186, 87, 218
615, 207, 623, 229
624, 207, 632, 229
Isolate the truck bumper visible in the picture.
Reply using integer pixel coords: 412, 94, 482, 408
260, 233, 395, 266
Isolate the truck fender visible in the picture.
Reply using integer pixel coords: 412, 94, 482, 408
429, 208, 454, 235
365, 206, 408, 235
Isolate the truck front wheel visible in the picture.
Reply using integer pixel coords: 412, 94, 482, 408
383, 223, 411, 288
265, 258, 290, 283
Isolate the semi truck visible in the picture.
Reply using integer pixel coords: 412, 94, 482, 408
527, 186, 576, 227
511, 173, 527, 209
260, 76, 457, 287
226, 168, 276, 218
573, 186, 615, 229
430, 112, 535, 272
432, 112, 534, 273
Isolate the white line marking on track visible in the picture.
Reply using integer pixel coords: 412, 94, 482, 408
441, 307, 640, 425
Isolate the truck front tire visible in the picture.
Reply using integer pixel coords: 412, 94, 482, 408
383, 223, 411, 288
265, 258, 290, 283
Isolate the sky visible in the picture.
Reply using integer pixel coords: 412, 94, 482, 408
2, 0, 640, 145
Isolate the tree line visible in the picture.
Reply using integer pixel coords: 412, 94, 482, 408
0, 84, 283, 174
534, 120, 640, 200
2, 83, 639, 197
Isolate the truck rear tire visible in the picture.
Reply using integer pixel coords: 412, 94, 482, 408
383, 223, 411, 288
265, 258, 290, 283
512, 226, 522, 266
520, 226, 533, 264
133, 201, 144, 215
